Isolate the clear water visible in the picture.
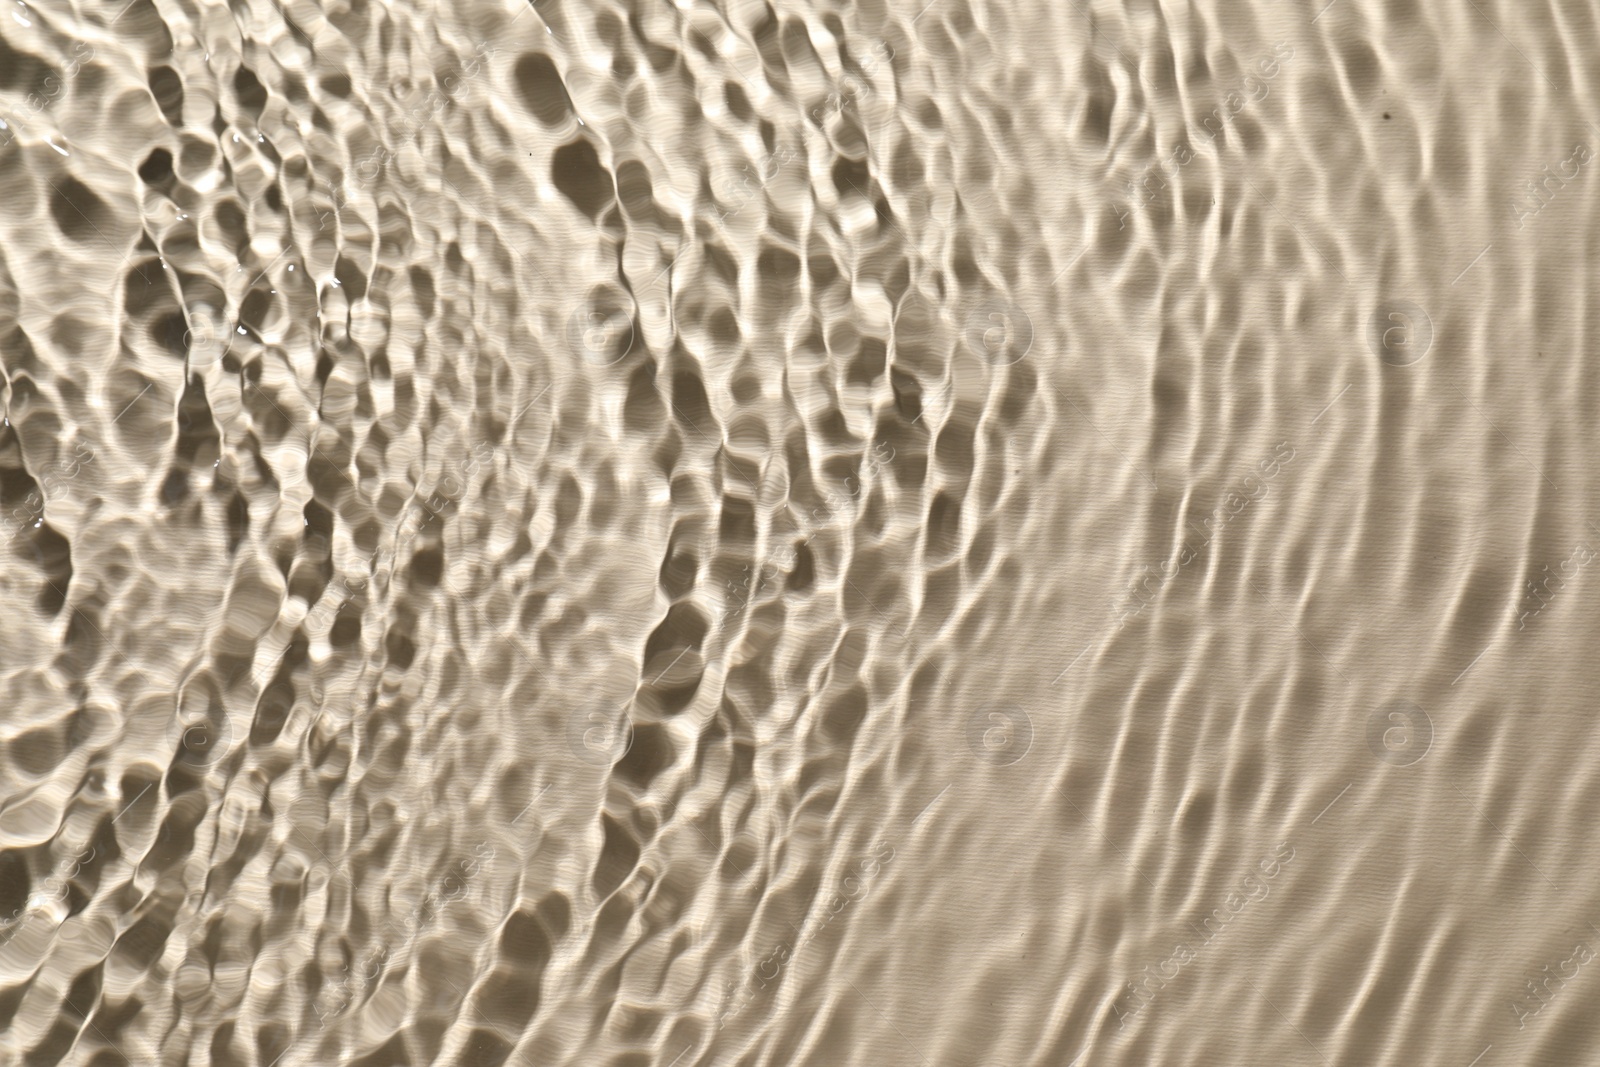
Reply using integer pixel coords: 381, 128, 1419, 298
3, 0, 1600, 1064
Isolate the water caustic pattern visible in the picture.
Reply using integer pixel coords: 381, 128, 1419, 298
3, 0, 1600, 1063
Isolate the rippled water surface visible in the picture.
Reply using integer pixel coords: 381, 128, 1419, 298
5, 0, 1600, 1064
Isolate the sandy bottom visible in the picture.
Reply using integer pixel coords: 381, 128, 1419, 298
2, 0, 1600, 1064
